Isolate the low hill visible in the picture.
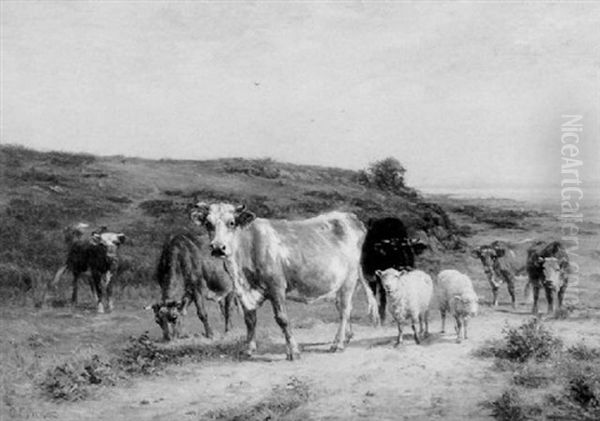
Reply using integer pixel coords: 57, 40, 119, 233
0, 145, 461, 298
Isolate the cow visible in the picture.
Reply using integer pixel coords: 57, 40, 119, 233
526, 240, 569, 315
471, 239, 534, 308
190, 203, 379, 361
148, 232, 235, 341
51, 223, 126, 313
361, 217, 427, 322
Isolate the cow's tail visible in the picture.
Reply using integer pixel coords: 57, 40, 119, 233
49, 264, 68, 290
358, 270, 380, 326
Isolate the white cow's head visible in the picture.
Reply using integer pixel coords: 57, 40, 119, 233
538, 256, 561, 288
190, 202, 256, 258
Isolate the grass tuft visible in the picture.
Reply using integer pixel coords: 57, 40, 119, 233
204, 376, 311, 421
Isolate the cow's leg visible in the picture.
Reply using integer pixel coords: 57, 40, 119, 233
491, 285, 499, 307
88, 276, 97, 303
270, 295, 300, 361
331, 285, 354, 352
506, 275, 516, 309
544, 287, 555, 314
220, 293, 233, 333
418, 313, 424, 335
524, 281, 533, 303
378, 282, 387, 323
463, 317, 469, 340
192, 290, 213, 339
71, 272, 80, 305
242, 308, 258, 357
558, 284, 567, 310
105, 272, 114, 312
335, 296, 353, 344
532, 283, 540, 314
424, 309, 429, 337
91, 272, 104, 313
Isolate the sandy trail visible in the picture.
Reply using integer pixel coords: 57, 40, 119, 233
42, 303, 600, 421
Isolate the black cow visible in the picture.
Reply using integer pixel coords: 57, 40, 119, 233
526, 241, 569, 315
149, 232, 235, 341
361, 217, 427, 322
51, 223, 126, 313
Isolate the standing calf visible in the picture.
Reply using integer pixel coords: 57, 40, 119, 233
437, 270, 479, 343
51, 223, 126, 313
149, 232, 235, 341
375, 268, 433, 346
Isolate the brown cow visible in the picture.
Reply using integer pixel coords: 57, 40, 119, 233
148, 232, 235, 341
526, 241, 569, 315
51, 223, 126, 313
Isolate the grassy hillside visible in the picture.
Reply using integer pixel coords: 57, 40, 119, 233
0, 144, 463, 302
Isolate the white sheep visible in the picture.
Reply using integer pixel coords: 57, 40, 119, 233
375, 268, 433, 346
437, 269, 479, 343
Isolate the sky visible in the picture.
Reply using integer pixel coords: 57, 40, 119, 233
1, 1, 599, 188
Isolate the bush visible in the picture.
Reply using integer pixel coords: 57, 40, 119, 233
222, 158, 281, 179
118, 332, 168, 375
567, 343, 600, 361
40, 355, 116, 401
485, 319, 563, 363
489, 390, 533, 421
357, 157, 415, 196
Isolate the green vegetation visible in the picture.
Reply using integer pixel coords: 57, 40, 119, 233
0, 144, 462, 305
476, 320, 600, 421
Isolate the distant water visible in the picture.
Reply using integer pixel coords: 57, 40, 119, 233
420, 185, 600, 223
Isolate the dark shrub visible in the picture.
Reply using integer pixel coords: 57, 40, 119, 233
489, 390, 530, 421
139, 200, 178, 217
475, 319, 562, 363
40, 355, 116, 401
222, 158, 281, 179
567, 343, 600, 361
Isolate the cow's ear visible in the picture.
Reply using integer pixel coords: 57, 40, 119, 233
537, 256, 545, 264
235, 205, 255, 227
91, 232, 102, 244
411, 239, 428, 256
375, 270, 383, 278
117, 234, 126, 245
190, 202, 210, 225
495, 248, 505, 258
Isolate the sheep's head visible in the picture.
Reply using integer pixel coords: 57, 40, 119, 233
453, 294, 479, 317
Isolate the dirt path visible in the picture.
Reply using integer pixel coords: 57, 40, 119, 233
38, 303, 599, 421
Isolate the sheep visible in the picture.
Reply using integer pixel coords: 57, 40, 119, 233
375, 268, 433, 346
437, 269, 479, 343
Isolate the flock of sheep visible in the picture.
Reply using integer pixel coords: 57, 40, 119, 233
376, 268, 478, 345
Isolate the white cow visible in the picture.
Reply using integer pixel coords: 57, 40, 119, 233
190, 203, 379, 360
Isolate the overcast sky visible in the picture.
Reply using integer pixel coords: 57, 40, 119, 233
1, 1, 598, 188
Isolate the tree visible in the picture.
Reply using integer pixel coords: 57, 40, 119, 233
358, 157, 408, 193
